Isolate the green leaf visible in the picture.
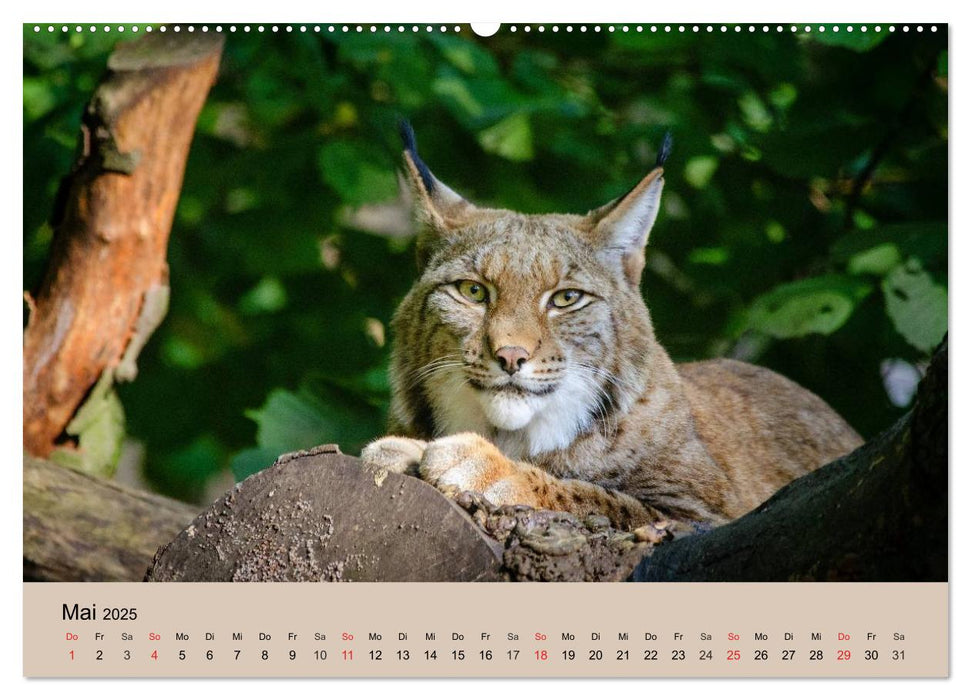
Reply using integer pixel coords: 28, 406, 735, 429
230, 447, 282, 482
684, 156, 719, 189
233, 381, 385, 480
429, 34, 501, 76
478, 113, 534, 161
746, 275, 872, 339
831, 223, 947, 272
882, 259, 948, 353
847, 243, 902, 276
805, 27, 890, 53
432, 73, 486, 120
738, 92, 773, 132
688, 246, 729, 265
22, 77, 58, 120
318, 140, 398, 206
239, 277, 288, 315
248, 389, 335, 453
50, 371, 125, 478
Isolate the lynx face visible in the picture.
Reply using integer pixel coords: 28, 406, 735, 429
389, 124, 666, 459
411, 215, 642, 456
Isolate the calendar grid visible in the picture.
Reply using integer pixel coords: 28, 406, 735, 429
25, 582, 947, 678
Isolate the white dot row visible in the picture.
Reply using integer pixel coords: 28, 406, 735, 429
31, 24, 940, 35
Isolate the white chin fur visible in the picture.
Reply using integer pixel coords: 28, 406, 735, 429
426, 368, 598, 460
479, 391, 537, 431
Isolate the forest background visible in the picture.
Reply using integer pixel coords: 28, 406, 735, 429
23, 25, 948, 504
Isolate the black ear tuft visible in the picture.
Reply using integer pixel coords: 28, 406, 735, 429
655, 131, 673, 168
398, 119, 436, 194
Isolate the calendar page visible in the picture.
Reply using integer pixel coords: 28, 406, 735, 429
21, 19, 948, 680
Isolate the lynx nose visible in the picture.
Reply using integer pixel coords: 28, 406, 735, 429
495, 346, 530, 375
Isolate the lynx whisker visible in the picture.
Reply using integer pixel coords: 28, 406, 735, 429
573, 366, 616, 442
402, 354, 466, 390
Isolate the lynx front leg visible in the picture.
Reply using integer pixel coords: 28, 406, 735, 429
419, 432, 661, 530
360, 436, 428, 476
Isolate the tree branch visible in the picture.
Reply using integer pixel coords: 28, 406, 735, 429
23, 32, 224, 459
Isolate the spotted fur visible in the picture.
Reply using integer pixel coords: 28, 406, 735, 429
361, 133, 863, 530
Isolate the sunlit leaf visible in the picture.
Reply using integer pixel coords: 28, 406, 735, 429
738, 92, 773, 132
882, 259, 948, 353
684, 156, 719, 188
746, 276, 872, 339
318, 140, 398, 206
831, 223, 947, 271
688, 246, 729, 265
22, 77, 58, 120
239, 277, 288, 315
847, 243, 902, 276
478, 113, 534, 161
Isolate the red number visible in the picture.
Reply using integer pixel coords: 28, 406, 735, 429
535, 650, 548, 661
727, 649, 741, 661
837, 650, 851, 661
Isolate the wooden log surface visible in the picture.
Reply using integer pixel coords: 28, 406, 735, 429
146, 445, 505, 582
23, 32, 224, 458
24, 455, 197, 582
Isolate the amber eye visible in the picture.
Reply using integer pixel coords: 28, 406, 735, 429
456, 280, 488, 303
550, 289, 584, 308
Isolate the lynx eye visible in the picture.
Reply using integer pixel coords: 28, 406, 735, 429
456, 280, 488, 303
550, 289, 584, 309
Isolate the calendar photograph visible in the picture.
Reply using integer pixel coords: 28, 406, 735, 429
23, 23, 947, 589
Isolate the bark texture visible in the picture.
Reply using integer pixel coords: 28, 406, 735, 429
23, 455, 197, 582
23, 32, 224, 457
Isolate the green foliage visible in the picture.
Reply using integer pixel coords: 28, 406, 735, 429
50, 371, 125, 478
746, 276, 872, 339
231, 378, 386, 481
804, 27, 891, 53
882, 259, 948, 353
23, 26, 947, 502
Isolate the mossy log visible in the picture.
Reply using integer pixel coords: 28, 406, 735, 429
23, 455, 197, 581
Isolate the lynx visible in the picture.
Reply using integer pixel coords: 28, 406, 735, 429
361, 123, 863, 529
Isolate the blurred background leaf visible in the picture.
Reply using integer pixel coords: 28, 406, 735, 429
23, 25, 947, 504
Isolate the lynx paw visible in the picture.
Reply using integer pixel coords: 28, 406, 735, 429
360, 436, 428, 475
419, 432, 532, 506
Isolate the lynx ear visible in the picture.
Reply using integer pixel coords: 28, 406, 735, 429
588, 133, 671, 285
399, 121, 476, 265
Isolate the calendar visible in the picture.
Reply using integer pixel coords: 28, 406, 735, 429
23, 583, 948, 677
22, 18, 949, 683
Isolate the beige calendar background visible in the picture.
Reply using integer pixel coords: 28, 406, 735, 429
24, 582, 947, 677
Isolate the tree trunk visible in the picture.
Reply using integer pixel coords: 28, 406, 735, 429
23, 32, 224, 459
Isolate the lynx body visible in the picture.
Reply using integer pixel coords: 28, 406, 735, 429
362, 126, 862, 529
